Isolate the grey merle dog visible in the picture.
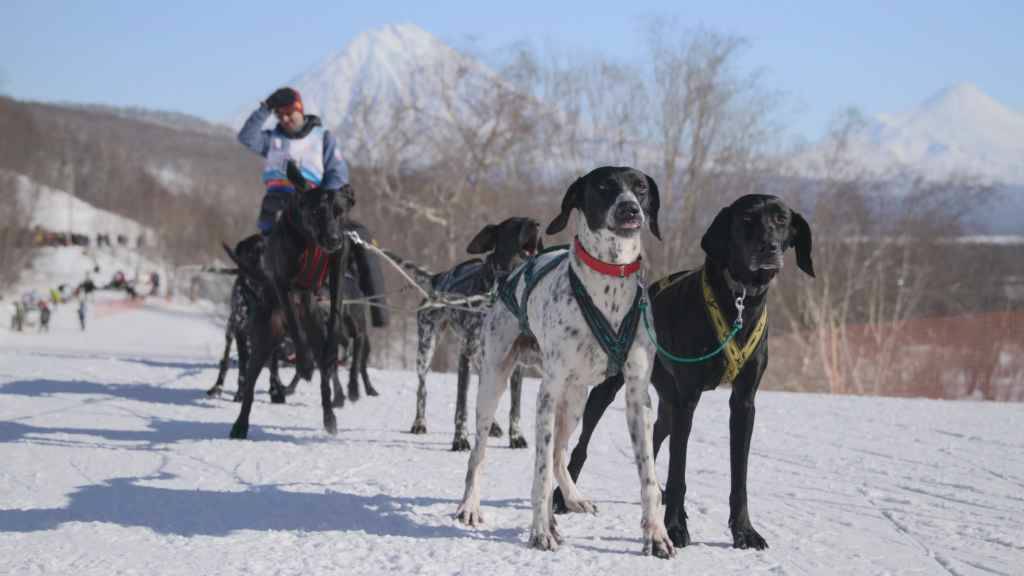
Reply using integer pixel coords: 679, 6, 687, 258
227, 161, 351, 439
455, 166, 675, 558
207, 233, 295, 402
385, 217, 542, 451
552, 193, 814, 552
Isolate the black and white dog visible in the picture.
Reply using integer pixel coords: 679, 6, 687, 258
554, 194, 814, 551
385, 217, 542, 451
207, 234, 296, 402
454, 167, 675, 558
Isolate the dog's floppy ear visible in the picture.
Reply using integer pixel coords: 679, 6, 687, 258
645, 174, 662, 241
700, 205, 733, 265
466, 224, 497, 254
285, 160, 309, 193
546, 176, 584, 235
789, 210, 815, 277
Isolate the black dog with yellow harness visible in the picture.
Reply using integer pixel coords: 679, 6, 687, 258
554, 194, 814, 552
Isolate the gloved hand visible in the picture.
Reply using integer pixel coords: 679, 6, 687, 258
265, 88, 298, 110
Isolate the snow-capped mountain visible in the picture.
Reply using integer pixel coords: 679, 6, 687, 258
231, 24, 502, 158
801, 83, 1024, 185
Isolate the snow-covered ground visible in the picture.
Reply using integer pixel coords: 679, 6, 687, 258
1, 280, 1022, 575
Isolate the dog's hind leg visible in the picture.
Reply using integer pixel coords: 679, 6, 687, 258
230, 316, 275, 439
360, 333, 378, 396
208, 329, 234, 397
346, 316, 362, 402
410, 312, 439, 434
331, 362, 346, 408
507, 367, 527, 448
267, 350, 288, 404
553, 373, 623, 513
232, 331, 250, 403
451, 352, 473, 451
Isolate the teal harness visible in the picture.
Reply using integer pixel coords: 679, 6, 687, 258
498, 244, 644, 377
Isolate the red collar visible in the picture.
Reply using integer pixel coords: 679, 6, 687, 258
573, 237, 642, 278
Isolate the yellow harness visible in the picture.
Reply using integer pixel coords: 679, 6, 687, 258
700, 268, 768, 383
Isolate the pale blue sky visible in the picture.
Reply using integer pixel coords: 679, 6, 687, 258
2, 0, 1021, 140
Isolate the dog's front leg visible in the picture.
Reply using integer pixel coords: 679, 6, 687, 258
507, 367, 528, 448
208, 329, 233, 397
552, 382, 596, 515
728, 368, 768, 549
624, 353, 675, 559
317, 255, 343, 435
528, 384, 562, 550
455, 357, 511, 526
452, 353, 472, 451
276, 281, 314, 381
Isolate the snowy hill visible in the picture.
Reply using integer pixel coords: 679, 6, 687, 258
801, 83, 1024, 185
1, 280, 1021, 574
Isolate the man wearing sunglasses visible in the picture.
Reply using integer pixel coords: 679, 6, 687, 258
238, 87, 349, 235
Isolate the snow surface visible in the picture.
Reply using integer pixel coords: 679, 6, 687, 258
13, 172, 156, 243
2, 260, 1022, 574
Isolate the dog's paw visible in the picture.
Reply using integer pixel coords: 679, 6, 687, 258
451, 436, 471, 452
667, 523, 691, 548
323, 412, 338, 436
366, 386, 379, 397
454, 503, 484, 526
642, 527, 676, 559
229, 422, 249, 440
488, 422, 503, 438
206, 386, 222, 398
347, 388, 361, 403
269, 391, 286, 404
528, 529, 561, 551
732, 526, 768, 550
331, 395, 346, 408
508, 434, 528, 449
409, 421, 427, 435
563, 496, 598, 515
552, 488, 569, 515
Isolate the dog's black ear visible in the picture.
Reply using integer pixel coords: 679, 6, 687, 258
701, 205, 733, 265
285, 161, 308, 193
789, 210, 815, 277
645, 174, 662, 241
546, 176, 584, 235
466, 224, 497, 254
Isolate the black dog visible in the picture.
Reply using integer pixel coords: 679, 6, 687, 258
228, 162, 351, 439
283, 270, 377, 405
207, 234, 293, 402
554, 194, 813, 551
386, 217, 542, 451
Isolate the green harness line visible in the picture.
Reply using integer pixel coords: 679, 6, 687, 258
639, 298, 742, 363
639, 268, 748, 365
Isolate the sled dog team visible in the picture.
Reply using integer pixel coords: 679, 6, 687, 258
228, 164, 815, 559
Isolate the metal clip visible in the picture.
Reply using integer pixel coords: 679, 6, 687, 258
344, 230, 364, 246
734, 286, 747, 329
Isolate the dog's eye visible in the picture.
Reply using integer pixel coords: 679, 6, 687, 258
773, 213, 788, 225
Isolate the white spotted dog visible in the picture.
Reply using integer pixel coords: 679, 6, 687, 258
454, 166, 675, 559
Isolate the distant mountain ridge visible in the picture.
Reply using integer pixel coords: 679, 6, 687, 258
800, 83, 1024, 185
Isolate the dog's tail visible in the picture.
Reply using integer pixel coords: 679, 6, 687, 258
380, 249, 435, 294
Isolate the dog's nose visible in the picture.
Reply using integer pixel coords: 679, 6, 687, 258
616, 202, 642, 219
760, 241, 782, 255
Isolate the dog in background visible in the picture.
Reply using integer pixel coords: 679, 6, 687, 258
554, 193, 814, 551
454, 166, 675, 558
385, 217, 542, 451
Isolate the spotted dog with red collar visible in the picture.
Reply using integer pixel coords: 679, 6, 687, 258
454, 166, 675, 559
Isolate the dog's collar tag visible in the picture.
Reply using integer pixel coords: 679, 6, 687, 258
573, 237, 642, 278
